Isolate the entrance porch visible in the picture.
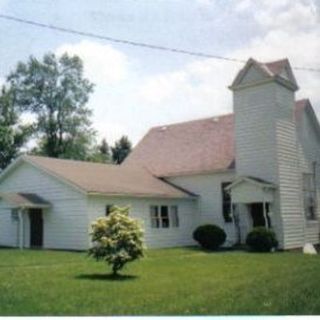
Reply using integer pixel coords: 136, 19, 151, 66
0, 193, 50, 249
225, 176, 276, 244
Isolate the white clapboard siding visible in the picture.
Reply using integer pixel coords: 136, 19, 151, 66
0, 201, 18, 247
276, 120, 305, 248
87, 195, 198, 248
168, 172, 237, 245
296, 107, 320, 244
233, 82, 280, 183
0, 162, 88, 250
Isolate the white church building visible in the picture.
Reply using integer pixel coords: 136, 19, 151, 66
0, 58, 319, 250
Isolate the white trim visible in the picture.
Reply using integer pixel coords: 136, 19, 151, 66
0, 156, 25, 184
225, 176, 276, 191
87, 192, 196, 200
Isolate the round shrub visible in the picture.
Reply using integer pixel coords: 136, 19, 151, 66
193, 224, 226, 250
246, 227, 278, 252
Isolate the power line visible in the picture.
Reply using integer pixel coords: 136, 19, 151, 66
0, 13, 320, 73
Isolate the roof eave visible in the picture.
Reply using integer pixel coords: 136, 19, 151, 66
229, 76, 298, 92
87, 191, 197, 200
160, 167, 235, 178
225, 176, 276, 191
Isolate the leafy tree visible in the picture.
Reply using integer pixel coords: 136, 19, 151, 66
89, 206, 145, 276
111, 135, 132, 164
0, 86, 32, 170
99, 138, 110, 156
88, 138, 111, 163
7, 52, 95, 160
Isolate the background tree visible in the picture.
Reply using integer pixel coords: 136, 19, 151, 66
88, 138, 111, 163
111, 135, 132, 164
8, 52, 95, 160
0, 86, 32, 170
89, 206, 145, 276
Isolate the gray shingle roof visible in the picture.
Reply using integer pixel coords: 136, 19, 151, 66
124, 100, 309, 177
24, 156, 195, 199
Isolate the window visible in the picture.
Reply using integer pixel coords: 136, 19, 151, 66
221, 182, 233, 223
150, 205, 179, 228
150, 206, 160, 228
105, 205, 114, 216
303, 173, 317, 220
11, 209, 19, 222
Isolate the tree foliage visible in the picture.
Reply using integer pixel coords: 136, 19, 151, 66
0, 87, 32, 170
8, 52, 95, 160
111, 135, 132, 164
89, 206, 145, 276
88, 138, 111, 163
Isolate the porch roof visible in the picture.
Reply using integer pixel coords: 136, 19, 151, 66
225, 176, 276, 191
0, 192, 51, 209
225, 176, 276, 204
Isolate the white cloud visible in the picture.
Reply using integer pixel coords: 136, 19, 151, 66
196, 0, 215, 6
56, 40, 131, 144
255, 1, 318, 32
54, 1, 320, 146
56, 40, 129, 85
137, 0, 320, 124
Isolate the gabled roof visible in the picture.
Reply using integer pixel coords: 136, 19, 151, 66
0, 156, 195, 199
0, 192, 51, 208
124, 100, 310, 177
229, 58, 298, 91
124, 114, 235, 177
224, 176, 276, 191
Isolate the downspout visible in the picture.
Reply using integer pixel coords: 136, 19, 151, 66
18, 208, 24, 250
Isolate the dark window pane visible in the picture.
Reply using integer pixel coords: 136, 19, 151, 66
105, 205, 114, 216
160, 206, 169, 218
303, 173, 317, 220
161, 206, 170, 228
162, 218, 170, 228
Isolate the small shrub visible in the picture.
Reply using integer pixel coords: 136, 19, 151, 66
89, 206, 145, 275
246, 227, 278, 252
193, 224, 226, 250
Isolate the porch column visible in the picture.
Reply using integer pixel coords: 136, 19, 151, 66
263, 197, 268, 229
18, 208, 24, 250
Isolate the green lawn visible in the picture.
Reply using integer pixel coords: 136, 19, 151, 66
0, 247, 319, 315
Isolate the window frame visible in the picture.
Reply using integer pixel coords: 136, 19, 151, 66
11, 208, 19, 222
150, 205, 179, 229
302, 173, 317, 221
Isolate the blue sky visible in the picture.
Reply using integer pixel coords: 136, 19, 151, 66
0, 0, 319, 145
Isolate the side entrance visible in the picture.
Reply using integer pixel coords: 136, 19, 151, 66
29, 208, 43, 248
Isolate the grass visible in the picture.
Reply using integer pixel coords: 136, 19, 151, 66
0, 247, 319, 315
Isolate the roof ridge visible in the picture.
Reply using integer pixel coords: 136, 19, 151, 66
24, 155, 117, 168
151, 112, 234, 131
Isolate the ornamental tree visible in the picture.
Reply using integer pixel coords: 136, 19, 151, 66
89, 206, 145, 276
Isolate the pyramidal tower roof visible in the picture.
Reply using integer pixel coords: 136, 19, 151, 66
229, 58, 299, 91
